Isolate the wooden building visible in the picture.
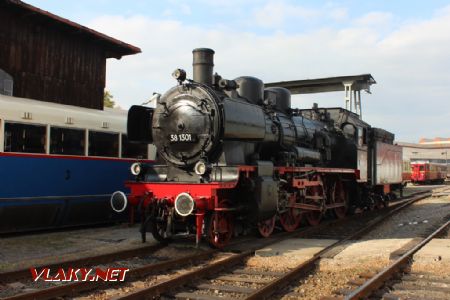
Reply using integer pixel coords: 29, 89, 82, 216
0, 0, 140, 109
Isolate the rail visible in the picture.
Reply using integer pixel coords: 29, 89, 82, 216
345, 219, 450, 299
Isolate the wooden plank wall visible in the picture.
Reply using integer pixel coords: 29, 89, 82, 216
0, 8, 106, 110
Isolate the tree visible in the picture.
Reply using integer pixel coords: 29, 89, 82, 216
104, 90, 115, 108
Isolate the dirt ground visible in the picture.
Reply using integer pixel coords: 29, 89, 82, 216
0, 224, 151, 272
363, 196, 450, 240
411, 238, 450, 275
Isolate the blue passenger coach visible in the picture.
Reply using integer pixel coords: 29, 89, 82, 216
0, 94, 155, 233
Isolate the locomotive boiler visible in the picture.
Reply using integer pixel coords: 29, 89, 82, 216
111, 48, 403, 248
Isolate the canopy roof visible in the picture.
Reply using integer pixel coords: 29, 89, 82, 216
265, 74, 376, 94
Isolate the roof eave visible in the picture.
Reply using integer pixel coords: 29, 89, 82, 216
6, 0, 141, 58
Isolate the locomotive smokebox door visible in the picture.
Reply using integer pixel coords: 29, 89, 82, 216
253, 161, 278, 221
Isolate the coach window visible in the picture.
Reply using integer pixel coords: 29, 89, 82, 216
4, 122, 46, 153
50, 127, 85, 156
88, 131, 119, 157
121, 134, 148, 159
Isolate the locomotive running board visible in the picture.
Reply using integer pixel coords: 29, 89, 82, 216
277, 166, 358, 175
288, 202, 346, 210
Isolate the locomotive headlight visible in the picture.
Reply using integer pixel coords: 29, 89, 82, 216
174, 193, 195, 217
172, 68, 187, 82
130, 162, 142, 176
111, 191, 128, 213
194, 160, 207, 175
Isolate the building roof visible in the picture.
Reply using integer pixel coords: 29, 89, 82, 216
396, 141, 450, 150
2, 0, 141, 59
265, 74, 376, 94
419, 137, 450, 145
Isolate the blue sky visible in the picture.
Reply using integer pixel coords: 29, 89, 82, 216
26, 0, 450, 142
26, 1, 450, 32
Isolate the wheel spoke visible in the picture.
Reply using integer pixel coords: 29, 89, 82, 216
151, 207, 173, 243
279, 208, 301, 232
206, 201, 233, 248
257, 216, 276, 237
332, 179, 348, 219
306, 211, 322, 226
305, 174, 324, 226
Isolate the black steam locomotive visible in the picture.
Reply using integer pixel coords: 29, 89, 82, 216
111, 48, 403, 248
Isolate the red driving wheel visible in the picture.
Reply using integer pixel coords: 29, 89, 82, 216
305, 174, 324, 226
257, 215, 276, 237
279, 208, 302, 232
279, 195, 302, 232
206, 201, 234, 248
332, 179, 348, 219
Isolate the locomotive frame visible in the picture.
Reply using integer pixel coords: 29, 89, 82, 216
124, 165, 358, 248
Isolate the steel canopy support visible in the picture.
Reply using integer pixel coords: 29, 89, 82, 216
344, 81, 362, 119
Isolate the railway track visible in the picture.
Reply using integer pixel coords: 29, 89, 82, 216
0, 221, 326, 300
431, 185, 450, 197
95, 192, 431, 300
0, 246, 217, 300
0, 243, 166, 284
0, 190, 432, 300
159, 192, 433, 300
333, 219, 450, 300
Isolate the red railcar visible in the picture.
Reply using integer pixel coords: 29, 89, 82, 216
411, 162, 447, 184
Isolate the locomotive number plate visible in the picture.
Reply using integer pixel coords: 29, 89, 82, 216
169, 133, 197, 143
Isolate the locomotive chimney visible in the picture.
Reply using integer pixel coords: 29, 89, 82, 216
192, 48, 214, 85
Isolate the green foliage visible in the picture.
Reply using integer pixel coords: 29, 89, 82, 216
104, 90, 115, 108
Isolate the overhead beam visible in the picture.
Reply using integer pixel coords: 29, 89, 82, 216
265, 74, 376, 94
